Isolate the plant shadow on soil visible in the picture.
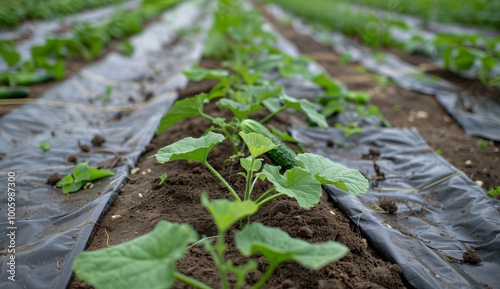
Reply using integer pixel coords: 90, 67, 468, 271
70, 60, 407, 288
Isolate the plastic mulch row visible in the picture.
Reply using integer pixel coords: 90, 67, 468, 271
0, 2, 210, 288
267, 17, 500, 289
266, 5, 500, 142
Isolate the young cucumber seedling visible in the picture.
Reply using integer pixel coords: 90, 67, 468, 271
73, 193, 350, 289
147, 131, 368, 210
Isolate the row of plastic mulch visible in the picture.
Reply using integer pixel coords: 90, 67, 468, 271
266, 5, 500, 142
262, 12, 500, 289
0, 1, 211, 288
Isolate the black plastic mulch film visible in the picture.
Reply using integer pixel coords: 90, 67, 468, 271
266, 5, 500, 142
0, 2, 210, 288
265, 12, 500, 289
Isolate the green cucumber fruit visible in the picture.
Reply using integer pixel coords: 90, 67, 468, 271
240, 119, 299, 169
0, 86, 30, 99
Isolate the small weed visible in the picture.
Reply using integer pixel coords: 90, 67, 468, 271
487, 187, 500, 198
158, 172, 168, 186
40, 141, 51, 152
476, 139, 489, 149
392, 104, 401, 112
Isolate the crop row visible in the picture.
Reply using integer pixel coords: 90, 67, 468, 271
0, 0, 182, 99
262, 0, 500, 87
67, 0, 389, 288
0, 0, 130, 29
332, 0, 500, 30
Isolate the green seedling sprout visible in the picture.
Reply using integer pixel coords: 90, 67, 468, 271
39, 141, 51, 152
55, 162, 114, 194
158, 172, 167, 186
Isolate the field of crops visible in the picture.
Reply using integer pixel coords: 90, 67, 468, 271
1, 0, 499, 289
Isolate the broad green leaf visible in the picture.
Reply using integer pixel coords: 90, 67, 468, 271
281, 95, 328, 129
217, 98, 262, 120
157, 93, 206, 135
279, 56, 313, 78
150, 132, 225, 164
261, 164, 321, 209
87, 167, 114, 181
0, 41, 20, 67
56, 174, 74, 187
183, 68, 229, 81
236, 223, 349, 269
454, 47, 476, 71
296, 153, 368, 195
252, 54, 286, 72
62, 182, 84, 194
73, 162, 91, 183
39, 141, 51, 152
312, 73, 346, 94
45, 60, 66, 79
240, 156, 263, 173
262, 97, 281, 113
239, 132, 278, 159
201, 193, 258, 232
73, 221, 198, 289
239, 83, 282, 102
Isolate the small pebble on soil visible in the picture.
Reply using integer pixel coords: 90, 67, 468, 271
47, 172, 62, 186
78, 141, 91, 152
91, 134, 106, 146
463, 250, 481, 265
379, 199, 398, 214
67, 153, 78, 163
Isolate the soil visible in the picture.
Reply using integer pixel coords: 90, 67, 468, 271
68, 6, 500, 289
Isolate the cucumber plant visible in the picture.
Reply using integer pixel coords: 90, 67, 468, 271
148, 131, 367, 212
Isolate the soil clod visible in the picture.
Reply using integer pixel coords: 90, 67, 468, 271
362, 148, 381, 159
78, 141, 91, 152
47, 172, 62, 186
67, 154, 78, 163
91, 135, 106, 146
379, 199, 398, 214
463, 250, 482, 265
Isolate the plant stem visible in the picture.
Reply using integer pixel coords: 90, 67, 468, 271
215, 231, 230, 289
221, 124, 239, 154
254, 188, 276, 204
250, 263, 277, 289
204, 161, 241, 201
244, 158, 255, 201
174, 272, 213, 289
256, 192, 284, 207
202, 112, 239, 154
260, 106, 286, 124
